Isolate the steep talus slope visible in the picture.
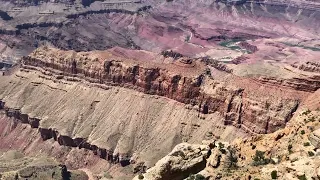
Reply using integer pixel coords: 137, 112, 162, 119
0, 113, 133, 179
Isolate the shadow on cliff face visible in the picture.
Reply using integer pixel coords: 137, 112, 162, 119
0, 10, 12, 21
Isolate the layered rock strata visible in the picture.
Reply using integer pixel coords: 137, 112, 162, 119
0, 100, 134, 167
0, 69, 247, 168
20, 47, 304, 134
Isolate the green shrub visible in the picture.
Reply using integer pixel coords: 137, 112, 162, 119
226, 147, 238, 169
220, 148, 226, 154
252, 150, 269, 166
271, 170, 277, 179
301, 130, 305, 135
218, 142, 226, 154
251, 144, 256, 150
297, 174, 307, 180
309, 116, 316, 122
302, 109, 311, 116
218, 142, 224, 149
195, 174, 205, 180
138, 174, 144, 179
303, 142, 310, 146
308, 151, 315, 156
288, 144, 293, 154
186, 174, 205, 180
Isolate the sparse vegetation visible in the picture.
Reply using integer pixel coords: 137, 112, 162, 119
225, 147, 238, 169
303, 142, 310, 146
271, 170, 277, 179
265, 102, 271, 109
186, 174, 205, 180
103, 172, 113, 179
302, 109, 311, 116
288, 144, 293, 154
252, 150, 269, 166
297, 174, 307, 180
251, 144, 256, 150
309, 116, 316, 122
185, 35, 191, 42
218, 142, 224, 149
138, 174, 144, 179
308, 151, 315, 156
218, 142, 226, 154
205, 68, 211, 77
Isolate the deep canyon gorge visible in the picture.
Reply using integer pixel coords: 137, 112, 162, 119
0, 0, 319, 179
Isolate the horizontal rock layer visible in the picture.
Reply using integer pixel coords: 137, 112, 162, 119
257, 76, 320, 93
21, 54, 301, 134
0, 69, 246, 167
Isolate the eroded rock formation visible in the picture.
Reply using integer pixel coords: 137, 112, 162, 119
133, 143, 211, 180
19, 47, 307, 134
1, 101, 134, 167
141, 110, 320, 180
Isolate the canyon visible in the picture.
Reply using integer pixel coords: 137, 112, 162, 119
0, 0, 319, 179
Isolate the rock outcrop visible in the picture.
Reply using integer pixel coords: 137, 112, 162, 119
257, 76, 320, 92
133, 143, 211, 180
309, 128, 320, 148
19, 47, 304, 134
143, 110, 320, 180
0, 150, 88, 180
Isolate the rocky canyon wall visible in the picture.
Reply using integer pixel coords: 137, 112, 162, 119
20, 48, 306, 134
0, 68, 247, 168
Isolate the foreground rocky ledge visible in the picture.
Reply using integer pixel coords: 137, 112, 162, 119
133, 143, 211, 180
137, 109, 320, 180
0, 149, 88, 180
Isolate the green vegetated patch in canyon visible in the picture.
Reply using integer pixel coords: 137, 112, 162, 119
218, 39, 252, 54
